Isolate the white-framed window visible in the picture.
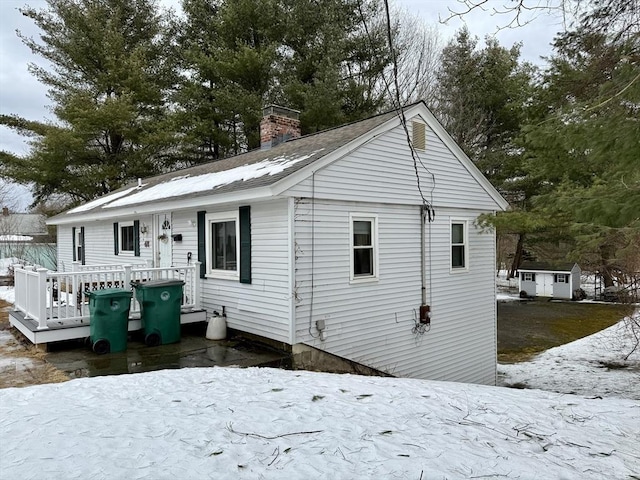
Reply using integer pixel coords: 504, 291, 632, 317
349, 213, 378, 283
522, 272, 535, 282
119, 221, 135, 254
73, 226, 85, 264
555, 273, 569, 283
205, 211, 239, 279
450, 220, 468, 271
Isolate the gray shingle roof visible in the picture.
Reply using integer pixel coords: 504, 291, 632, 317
519, 261, 578, 272
58, 109, 400, 219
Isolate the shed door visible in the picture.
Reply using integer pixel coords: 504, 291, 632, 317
156, 213, 172, 268
536, 273, 553, 297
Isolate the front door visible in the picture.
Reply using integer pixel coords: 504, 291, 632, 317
155, 213, 172, 268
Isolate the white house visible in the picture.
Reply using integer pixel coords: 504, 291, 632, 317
518, 261, 582, 300
12, 102, 508, 385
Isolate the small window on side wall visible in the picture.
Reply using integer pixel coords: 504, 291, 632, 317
120, 222, 135, 252
523, 272, 535, 282
451, 221, 467, 270
72, 226, 85, 265
555, 274, 569, 283
113, 220, 140, 256
350, 214, 378, 283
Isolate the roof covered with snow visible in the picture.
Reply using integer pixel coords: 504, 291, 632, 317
51, 110, 399, 222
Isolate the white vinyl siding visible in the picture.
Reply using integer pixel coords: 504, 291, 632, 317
193, 200, 291, 343
283, 119, 502, 212
294, 200, 497, 385
57, 218, 153, 271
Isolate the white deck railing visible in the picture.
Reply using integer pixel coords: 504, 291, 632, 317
12, 262, 202, 330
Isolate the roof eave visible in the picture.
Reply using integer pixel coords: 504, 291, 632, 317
47, 186, 276, 225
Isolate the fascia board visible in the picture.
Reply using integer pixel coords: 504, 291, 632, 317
48, 186, 275, 225
417, 105, 510, 211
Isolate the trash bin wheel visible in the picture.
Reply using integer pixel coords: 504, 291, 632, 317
93, 339, 110, 355
145, 332, 161, 347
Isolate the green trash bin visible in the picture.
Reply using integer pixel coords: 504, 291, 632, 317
131, 279, 184, 346
86, 288, 133, 355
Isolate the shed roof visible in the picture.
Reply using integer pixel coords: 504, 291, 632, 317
519, 261, 579, 273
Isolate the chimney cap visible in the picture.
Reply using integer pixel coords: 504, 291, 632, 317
262, 105, 300, 120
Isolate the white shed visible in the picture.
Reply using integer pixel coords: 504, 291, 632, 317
518, 261, 582, 300
40, 102, 508, 385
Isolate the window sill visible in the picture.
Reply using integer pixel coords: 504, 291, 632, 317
450, 266, 469, 274
117, 251, 135, 257
205, 271, 239, 281
349, 275, 379, 285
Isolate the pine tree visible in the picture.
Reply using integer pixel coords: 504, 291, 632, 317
0, 0, 177, 205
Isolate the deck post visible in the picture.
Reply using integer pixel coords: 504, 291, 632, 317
36, 268, 49, 330
193, 261, 202, 310
12, 265, 22, 312
123, 265, 132, 287
71, 261, 80, 309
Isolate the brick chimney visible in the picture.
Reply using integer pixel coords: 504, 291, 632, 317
260, 105, 301, 150
2, 206, 8, 216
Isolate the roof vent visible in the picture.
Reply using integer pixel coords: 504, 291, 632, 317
412, 121, 426, 150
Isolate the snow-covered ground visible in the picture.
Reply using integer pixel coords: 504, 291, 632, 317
1, 367, 639, 479
499, 311, 640, 400
1, 280, 639, 478
0, 286, 15, 304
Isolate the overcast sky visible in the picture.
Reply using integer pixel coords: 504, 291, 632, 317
0, 0, 562, 210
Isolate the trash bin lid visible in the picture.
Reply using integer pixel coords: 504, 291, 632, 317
85, 288, 132, 298
131, 279, 185, 289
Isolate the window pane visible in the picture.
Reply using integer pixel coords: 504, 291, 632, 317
121, 225, 134, 251
452, 245, 465, 268
451, 223, 464, 244
212, 221, 236, 271
353, 221, 371, 247
354, 247, 373, 276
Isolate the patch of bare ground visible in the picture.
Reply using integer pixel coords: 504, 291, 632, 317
498, 300, 634, 363
0, 299, 69, 388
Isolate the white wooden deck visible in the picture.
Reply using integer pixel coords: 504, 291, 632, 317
9, 262, 207, 344
9, 308, 207, 344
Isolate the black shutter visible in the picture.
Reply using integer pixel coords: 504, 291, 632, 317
239, 206, 251, 284
133, 220, 140, 257
113, 222, 119, 255
532, 273, 535, 282
72, 227, 77, 262
197, 210, 206, 278
80, 226, 86, 265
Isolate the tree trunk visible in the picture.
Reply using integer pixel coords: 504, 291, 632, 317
508, 233, 525, 279
601, 267, 615, 288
